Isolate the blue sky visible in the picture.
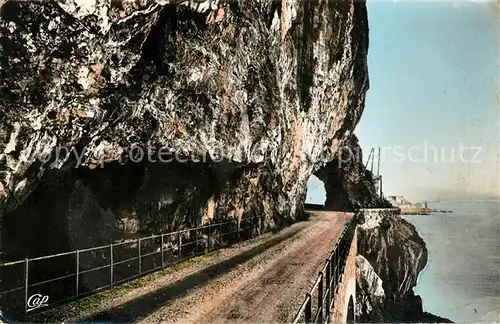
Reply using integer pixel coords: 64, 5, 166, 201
307, 1, 499, 203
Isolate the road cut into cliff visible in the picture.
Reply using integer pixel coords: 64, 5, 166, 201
33, 211, 351, 323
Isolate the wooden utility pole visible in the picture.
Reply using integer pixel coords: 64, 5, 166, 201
365, 147, 374, 172
377, 147, 381, 176
370, 148, 374, 173
379, 175, 383, 198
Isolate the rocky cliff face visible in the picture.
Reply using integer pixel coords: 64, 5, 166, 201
357, 211, 427, 321
355, 254, 386, 322
0, 0, 369, 258
356, 210, 453, 323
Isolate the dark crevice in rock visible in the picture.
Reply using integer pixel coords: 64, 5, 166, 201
327, 2, 350, 68
294, 0, 316, 112
267, 0, 281, 29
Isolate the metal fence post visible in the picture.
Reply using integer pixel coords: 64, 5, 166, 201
195, 229, 198, 254
341, 240, 344, 272
207, 223, 211, 253
219, 223, 222, 247
178, 232, 182, 259
336, 247, 340, 284
339, 245, 342, 281
340, 239, 346, 273
237, 218, 241, 241
326, 259, 331, 316
110, 244, 114, 288
161, 234, 164, 269
318, 272, 324, 323
138, 238, 142, 275
76, 250, 80, 298
24, 258, 28, 320
305, 293, 312, 324
333, 248, 337, 294
338, 243, 342, 277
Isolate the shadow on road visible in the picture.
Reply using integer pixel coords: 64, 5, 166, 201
81, 225, 306, 322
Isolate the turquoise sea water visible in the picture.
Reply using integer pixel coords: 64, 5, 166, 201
404, 201, 500, 323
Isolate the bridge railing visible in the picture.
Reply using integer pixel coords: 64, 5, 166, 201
292, 212, 357, 324
0, 216, 263, 320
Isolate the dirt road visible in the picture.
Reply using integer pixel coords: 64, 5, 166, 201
82, 211, 351, 323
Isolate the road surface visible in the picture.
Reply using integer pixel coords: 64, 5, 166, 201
81, 211, 351, 323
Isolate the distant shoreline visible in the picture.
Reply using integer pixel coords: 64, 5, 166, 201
401, 210, 453, 216
414, 199, 500, 204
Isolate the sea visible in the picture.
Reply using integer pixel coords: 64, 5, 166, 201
403, 201, 500, 323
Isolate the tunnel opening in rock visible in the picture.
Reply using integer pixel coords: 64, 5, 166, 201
305, 174, 326, 207
311, 135, 388, 212
314, 155, 355, 211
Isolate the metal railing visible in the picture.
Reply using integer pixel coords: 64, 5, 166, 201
292, 213, 357, 324
0, 216, 263, 320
